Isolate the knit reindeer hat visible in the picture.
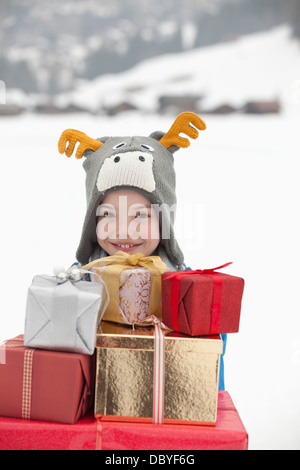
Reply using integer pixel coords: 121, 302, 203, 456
58, 112, 206, 269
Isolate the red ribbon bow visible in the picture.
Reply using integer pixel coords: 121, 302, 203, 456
164, 262, 233, 335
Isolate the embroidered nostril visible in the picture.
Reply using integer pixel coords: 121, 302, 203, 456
114, 156, 120, 163
139, 156, 145, 162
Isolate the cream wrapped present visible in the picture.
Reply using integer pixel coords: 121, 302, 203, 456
82, 251, 169, 325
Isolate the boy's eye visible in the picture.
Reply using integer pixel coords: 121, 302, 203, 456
100, 211, 115, 218
96, 203, 116, 219
135, 211, 150, 219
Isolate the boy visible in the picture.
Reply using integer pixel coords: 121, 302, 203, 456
58, 112, 206, 270
58, 112, 226, 389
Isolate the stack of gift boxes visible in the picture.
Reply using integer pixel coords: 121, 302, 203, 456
0, 252, 245, 447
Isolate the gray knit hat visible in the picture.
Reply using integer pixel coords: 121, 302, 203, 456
58, 112, 206, 269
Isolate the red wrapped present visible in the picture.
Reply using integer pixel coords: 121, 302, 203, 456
161, 263, 244, 336
0, 335, 95, 424
98, 391, 248, 450
0, 392, 248, 450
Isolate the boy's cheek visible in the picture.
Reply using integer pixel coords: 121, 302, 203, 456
126, 219, 144, 240
149, 222, 160, 240
97, 239, 115, 256
145, 219, 160, 241
96, 218, 117, 240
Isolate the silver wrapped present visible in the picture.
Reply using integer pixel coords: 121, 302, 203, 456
24, 266, 109, 355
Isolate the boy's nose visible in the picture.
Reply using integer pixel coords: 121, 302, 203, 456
115, 219, 130, 240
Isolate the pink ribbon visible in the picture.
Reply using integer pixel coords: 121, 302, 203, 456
1, 335, 34, 419
140, 316, 171, 424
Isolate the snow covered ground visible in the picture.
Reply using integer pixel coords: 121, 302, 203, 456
1, 25, 300, 450
0, 108, 299, 450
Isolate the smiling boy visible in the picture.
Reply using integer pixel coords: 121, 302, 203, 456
58, 112, 226, 390
58, 112, 207, 270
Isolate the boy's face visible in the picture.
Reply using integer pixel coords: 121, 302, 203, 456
96, 189, 160, 257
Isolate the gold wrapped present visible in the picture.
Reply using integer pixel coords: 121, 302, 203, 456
82, 251, 168, 325
95, 321, 223, 425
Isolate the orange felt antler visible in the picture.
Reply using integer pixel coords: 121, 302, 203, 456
159, 112, 206, 150
58, 129, 103, 159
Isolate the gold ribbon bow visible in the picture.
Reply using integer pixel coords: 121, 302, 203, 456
82, 251, 169, 324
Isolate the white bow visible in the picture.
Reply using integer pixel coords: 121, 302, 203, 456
53, 265, 83, 284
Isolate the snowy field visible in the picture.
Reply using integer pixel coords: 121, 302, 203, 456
1, 24, 300, 450
0, 108, 299, 450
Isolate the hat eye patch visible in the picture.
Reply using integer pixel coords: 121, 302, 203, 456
113, 142, 126, 150
140, 143, 154, 152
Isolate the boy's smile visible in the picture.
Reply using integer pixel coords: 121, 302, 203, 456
96, 189, 160, 257
109, 241, 144, 253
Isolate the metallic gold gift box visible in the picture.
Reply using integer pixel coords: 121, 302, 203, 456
95, 321, 223, 425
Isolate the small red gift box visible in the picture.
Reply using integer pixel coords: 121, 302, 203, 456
0, 335, 95, 424
161, 263, 244, 336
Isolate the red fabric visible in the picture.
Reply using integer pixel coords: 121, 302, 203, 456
0, 392, 248, 450
162, 269, 244, 336
0, 336, 95, 424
